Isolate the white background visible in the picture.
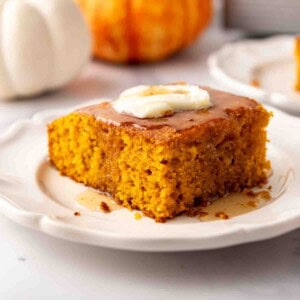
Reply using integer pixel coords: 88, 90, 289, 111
0, 6, 299, 300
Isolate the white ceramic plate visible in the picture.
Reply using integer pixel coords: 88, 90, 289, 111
0, 102, 300, 252
208, 35, 300, 115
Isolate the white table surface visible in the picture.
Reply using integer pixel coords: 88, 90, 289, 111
0, 26, 299, 300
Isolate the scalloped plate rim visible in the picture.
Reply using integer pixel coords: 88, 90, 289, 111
0, 103, 299, 252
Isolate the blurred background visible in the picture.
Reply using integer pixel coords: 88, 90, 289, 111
0, 0, 299, 132
224, 0, 300, 34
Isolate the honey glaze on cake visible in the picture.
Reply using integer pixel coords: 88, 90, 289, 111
77, 88, 258, 131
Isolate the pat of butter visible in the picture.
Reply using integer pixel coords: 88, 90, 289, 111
112, 84, 212, 118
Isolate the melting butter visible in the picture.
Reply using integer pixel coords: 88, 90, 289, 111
112, 84, 212, 118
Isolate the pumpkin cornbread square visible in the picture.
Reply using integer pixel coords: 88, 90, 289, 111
48, 87, 270, 222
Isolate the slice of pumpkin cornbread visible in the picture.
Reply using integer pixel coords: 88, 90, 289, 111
48, 87, 270, 222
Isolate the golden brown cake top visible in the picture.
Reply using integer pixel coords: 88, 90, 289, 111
76, 87, 258, 131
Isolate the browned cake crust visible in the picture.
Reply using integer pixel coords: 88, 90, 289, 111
48, 87, 271, 222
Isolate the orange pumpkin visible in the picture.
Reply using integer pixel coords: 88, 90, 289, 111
75, 0, 212, 63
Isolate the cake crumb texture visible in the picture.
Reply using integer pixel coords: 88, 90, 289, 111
48, 97, 270, 222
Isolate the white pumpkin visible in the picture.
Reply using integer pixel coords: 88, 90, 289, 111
0, 0, 91, 100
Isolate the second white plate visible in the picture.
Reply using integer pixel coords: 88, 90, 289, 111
208, 35, 300, 115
